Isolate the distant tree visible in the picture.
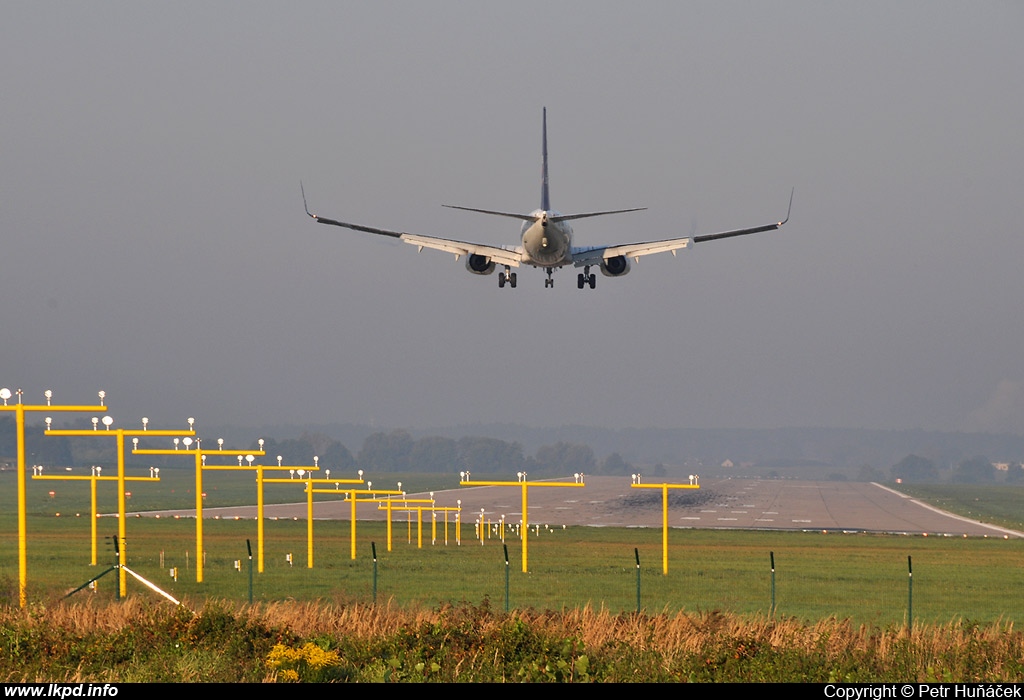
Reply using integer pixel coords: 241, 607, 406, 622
409, 436, 458, 473
457, 437, 524, 474
357, 430, 414, 472
599, 452, 630, 475
0, 417, 16, 459
856, 465, 887, 483
952, 456, 996, 484
300, 432, 336, 458
533, 442, 595, 475
652, 463, 667, 477
826, 472, 848, 482
322, 441, 356, 473
891, 455, 938, 483
256, 437, 315, 466
1005, 463, 1024, 483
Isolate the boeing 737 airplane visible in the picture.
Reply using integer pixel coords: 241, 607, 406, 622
303, 109, 792, 289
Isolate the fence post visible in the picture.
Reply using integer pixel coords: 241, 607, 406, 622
907, 555, 913, 632
504, 544, 510, 613
635, 548, 641, 614
246, 539, 253, 605
770, 551, 776, 618
372, 542, 378, 605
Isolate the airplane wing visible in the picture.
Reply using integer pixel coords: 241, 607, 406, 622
571, 191, 793, 267
303, 185, 524, 267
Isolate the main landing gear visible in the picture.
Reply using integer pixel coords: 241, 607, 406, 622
577, 266, 596, 289
545, 268, 555, 288
498, 267, 517, 289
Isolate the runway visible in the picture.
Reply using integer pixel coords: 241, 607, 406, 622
134, 476, 1024, 538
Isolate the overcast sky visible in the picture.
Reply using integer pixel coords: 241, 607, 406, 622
3, 2, 1023, 436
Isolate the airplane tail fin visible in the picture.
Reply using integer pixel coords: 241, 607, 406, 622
442, 108, 645, 223
541, 106, 550, 212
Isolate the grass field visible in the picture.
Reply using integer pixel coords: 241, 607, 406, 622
2, 468, 1024, 626
897, 483, 1024, 532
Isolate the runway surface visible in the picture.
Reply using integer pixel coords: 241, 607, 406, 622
135, 476, 1024, 538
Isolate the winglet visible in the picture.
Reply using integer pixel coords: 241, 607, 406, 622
779, 188, 794, 226
301, 181, 316, 220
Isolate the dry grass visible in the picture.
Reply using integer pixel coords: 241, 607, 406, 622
2, 599, 1023, 682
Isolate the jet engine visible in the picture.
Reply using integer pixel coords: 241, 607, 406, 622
600, 255, 631, 277
465, 254, 495, 275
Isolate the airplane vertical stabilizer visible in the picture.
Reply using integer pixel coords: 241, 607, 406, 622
541, 107, 550, 212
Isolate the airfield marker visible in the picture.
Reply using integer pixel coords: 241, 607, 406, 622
459, 471, 585, 573
133, 437, 263, 582
1, 387, 110, 607
630, 474, 701, 575
42, 414, 188, 598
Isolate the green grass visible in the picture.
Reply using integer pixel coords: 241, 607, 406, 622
3, 469, 1024, 627
895, 483, 1024, 532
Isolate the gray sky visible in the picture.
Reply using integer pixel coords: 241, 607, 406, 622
3, 2, 1023, 435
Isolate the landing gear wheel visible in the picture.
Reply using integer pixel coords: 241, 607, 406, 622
509, 272, 517, 288
498, 272, 506, 288
545, 268, 554, 288
579, 266, 596, 289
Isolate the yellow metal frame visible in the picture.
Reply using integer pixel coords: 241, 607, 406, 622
31, 467, 159, 567
133, 442, 263, 583
306, 485, 402, 559
376, 498, 460, 550
630, 478, 700, 575
1, 389, 108, 607
258, 469, 364, 569
459, 474, 585, 573
45, 426, 189, 596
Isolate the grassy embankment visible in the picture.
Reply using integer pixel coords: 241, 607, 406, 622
3, 598, 1024, 682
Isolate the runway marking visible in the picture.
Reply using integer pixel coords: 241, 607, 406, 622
763, 511, 778, 515
792, 519, 812, 523
718, 517, 738, 521
731, 510, 748, 514
681, 516, 701, 520
756, 518, 775, 522
700, 509, 717, 513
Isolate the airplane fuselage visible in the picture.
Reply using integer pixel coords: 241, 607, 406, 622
520, 210, 573, 267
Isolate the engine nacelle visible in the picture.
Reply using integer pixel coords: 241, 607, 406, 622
600, 255, 631, 277
465, 254, 495, 275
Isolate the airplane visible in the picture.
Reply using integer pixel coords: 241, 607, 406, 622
303, 108, 792, 289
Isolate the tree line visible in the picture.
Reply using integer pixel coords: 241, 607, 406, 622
0, 418, 630, 476
251, 430, 632, 476
890, 454, 1024, 484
